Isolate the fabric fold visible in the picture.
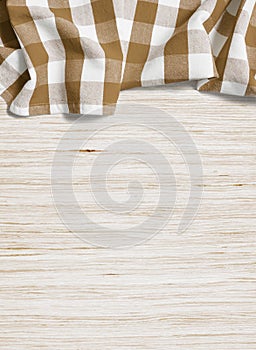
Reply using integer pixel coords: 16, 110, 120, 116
198, 0, 256, 95
0, 0, 29, 105
0, 0, 255, 117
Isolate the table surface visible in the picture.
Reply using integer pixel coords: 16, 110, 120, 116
0, 82, 256, 349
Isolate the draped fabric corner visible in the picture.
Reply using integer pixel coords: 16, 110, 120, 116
0, 0, 255, 117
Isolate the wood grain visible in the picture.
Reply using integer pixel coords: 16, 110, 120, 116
0, 82, 256, 349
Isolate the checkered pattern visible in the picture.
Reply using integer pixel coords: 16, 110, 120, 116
198, 0, 256, 95
0, 0, 29, 105
0, 0, 255, 116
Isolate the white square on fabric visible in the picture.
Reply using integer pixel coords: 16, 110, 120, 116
50, 104, 69, 114
188, 10, 210, 30
34, 18, 60, 42
116, 18, 133, 43
229, 33, 247, 60
6, 49, 27, 73
26, 0, 49, 7
221, 81, 247, 96
142, 56, 164, 83
189, 53, 215, 80
158, 0, 180, 8
81, 59, 105, 82
69, 0, 91, 7
78, 25, 99, 43
151, 25, 175, 46
48, 61, 66, 84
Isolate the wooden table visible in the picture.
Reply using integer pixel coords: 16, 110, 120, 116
0, 82, 256, 349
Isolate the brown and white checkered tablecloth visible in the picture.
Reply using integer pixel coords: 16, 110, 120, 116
0, 0, 255, 116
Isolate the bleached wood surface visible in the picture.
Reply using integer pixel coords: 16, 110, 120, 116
0, 82, 256, 349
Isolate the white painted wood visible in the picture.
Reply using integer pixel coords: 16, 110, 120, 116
0, 82, 256, 349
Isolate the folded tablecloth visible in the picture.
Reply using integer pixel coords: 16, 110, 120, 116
0, 0, 255, 116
